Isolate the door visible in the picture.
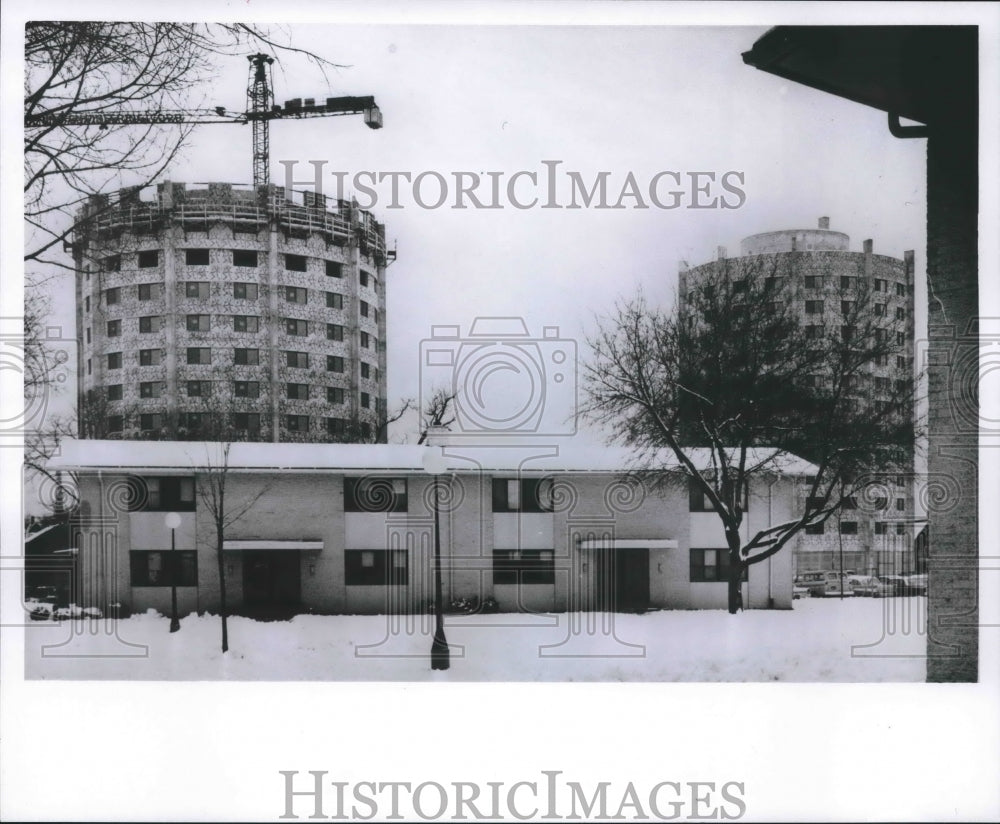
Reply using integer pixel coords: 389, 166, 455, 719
595, 547, 650, 612
615, 548, 650, 612
242, 550, 301, 612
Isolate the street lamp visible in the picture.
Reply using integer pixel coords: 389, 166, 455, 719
164, 512, 182, 633
422, 445, 450, 670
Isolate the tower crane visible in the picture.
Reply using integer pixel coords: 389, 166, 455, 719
24, 53, 383, 188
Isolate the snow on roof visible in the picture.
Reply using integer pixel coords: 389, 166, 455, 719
48, 438, 818, 477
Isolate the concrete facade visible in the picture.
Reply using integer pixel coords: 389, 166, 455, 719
71, 182, 391, 443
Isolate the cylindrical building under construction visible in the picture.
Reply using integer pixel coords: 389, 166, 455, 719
71, 181, 394, 443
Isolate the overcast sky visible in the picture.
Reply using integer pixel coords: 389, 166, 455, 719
33, 22, 927, 445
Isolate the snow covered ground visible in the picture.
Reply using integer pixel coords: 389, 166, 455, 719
23, 596, 927, 681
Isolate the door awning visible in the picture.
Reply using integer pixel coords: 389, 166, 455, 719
223, 540, 324, 551
577, 539, 677, 550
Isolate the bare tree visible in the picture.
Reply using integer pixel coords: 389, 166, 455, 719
195, 442, 270, 653
328, 399, 415, 445
417, 387, 457, 444
24, 22, 348, 270
582, 255, 915, 613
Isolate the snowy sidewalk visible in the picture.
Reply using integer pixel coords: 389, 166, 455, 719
23, 597, 927, 681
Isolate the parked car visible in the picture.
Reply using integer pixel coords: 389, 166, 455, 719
795, 570, 854, 597
876, 575, 908, 596
848, 575, 895, 597
902, 573, 928, 595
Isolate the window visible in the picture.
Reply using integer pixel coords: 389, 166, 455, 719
841, 325, 856, 342
139, 315, 162, 333
138, 250, 159, 268
875, 328, 889, 343
85, 296, 91, 313
327, 387, 345, 404
232, 413, 261, 433
357, 391, 368, 409
234, 348, 260, 366
360, 331, 370, 349
804, 522, 824, 535
840, 276, 856, 290
286, 351, 309, 369
285, 286, 308, 304
895, 498, 906, 512
285, 254, 307, 272
873, 278, 886, 292
327, 417, 346, 436
325, 260, 343, 278
874, 353, 889, 366
234, 315, 259, 333
327, 355, 344, 373
344, 477, 408, 513
690, 548, 747, 583
875, 523, 888, 535
841, 300, 856, 315
688, 477, 747, 512
233, 249, 258, 267
285, 318, 309, 336
805, 300, 824, 314
896, 331, 905, 346
130, 550, 198, 587
896, 307, 906, 320
896, 283, 907, 297
138, 283, 163, 300
107, 352, 122, 370
186, 314, 211, 332
874, 303, 886, 316
233, 283, 259, 300
107, 384, 122, 401
345, 549, 408, 586
896, 524, 907, 536
187, 347, 211, 365
106, 319, 121, 337
104, 254, 121, 272
234, 381, 260, 399
185, 248, 210, 266
732, 279, 748, 294
186, 282, 210, 299
326, 292, 344, 310
360, 362, 371, 380
285, 414, 310, 433
139, 381, 163, 399
897, 355, 907, 370
181, 412, 205, 432
107, 415, 124, 433
492, 478, 554, 513
286, 383, 309, 400
139, 413, 164, 431
360, 300, 370, 317
839, 521, 858, 535
124, 476, 196, 512
187, 380, 212, 398
804, 275, 823, 289
105, 287, 121, 305
493, 550, 555, 585
139, 349, 162, 366
805, 324, 823, 340
327, 323, 344, 341
359, 270, 370, 287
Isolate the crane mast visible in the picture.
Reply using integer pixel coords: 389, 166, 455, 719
25, 53, 382, 189
247, 54, 275, 188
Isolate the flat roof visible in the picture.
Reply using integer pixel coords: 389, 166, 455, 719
48, 439, 818, 477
